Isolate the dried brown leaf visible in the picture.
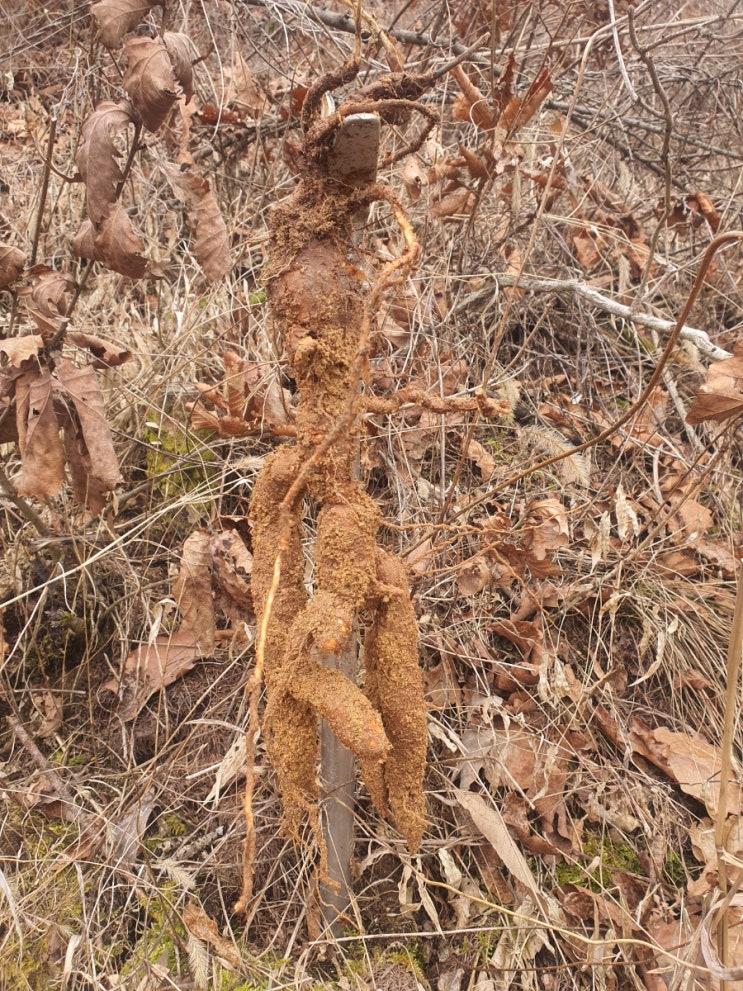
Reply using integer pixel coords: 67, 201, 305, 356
573, 228, 604, 270
105, 631, 203, 721
108, 791, 155, 868
430, 187, 476, 220
450, 64, 495, 131
456, 554, 492, 596
687, 340, 743, 425
402, 155, 427, 202
164, 163, 231, 281
76, 101, 134, 223
59, 406, 110, 514
24, 772, 84, 824
687, 191, 720, 233
163, 32, 196, 102
71, 219, 105, 263
18, 267, 73, 337
67, 331, 133, 368
404, 536, 435, 575
465, 438, 496, 478
210, 529, 253, 621
15, 366, 66, 498
0, 335, 43, 367
511, 68, 552, 131
182, 904, 241, 970
522, 497, 569, 575
629, 719, 743, 817
0, 244, 25, 288
94, 204, 148, 278
454, 788, 546, 908
32, 689, 63, 739
423, 655, 461, 710
123, 35, 179, 132
55, 360, 123, 491
173, 530, 216, 652
91, 0, 162, 49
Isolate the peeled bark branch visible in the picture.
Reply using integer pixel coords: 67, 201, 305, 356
458, 274, 731, 360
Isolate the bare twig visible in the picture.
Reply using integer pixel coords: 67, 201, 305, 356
30, 114, 57, 267
458, 273, 731, 360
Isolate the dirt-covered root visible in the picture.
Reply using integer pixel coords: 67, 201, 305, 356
315, 498, 382, 606
267, 232, 364, 426
362, 550, 427, 852
249, 448, 319, 837
270, 588, 391, 761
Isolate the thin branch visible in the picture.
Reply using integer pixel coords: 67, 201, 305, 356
30, 114, 57, 267
457, 273, 731, 360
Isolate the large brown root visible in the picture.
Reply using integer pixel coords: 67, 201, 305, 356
245, 61, 432, 890
362, 550, 428, 852
249, 448, 318, 839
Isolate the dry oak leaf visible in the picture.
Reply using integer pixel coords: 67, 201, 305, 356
163, 32, 196, 102
210, 529, 253, 621
123, 35, 180, 132
67, 331, 132, 368
687, 340, 743, 425
18, 266, 73, 337
93, 204, 148, 278
0, 335, 43, 366
91, 0, 163, 49
521, 496, 569, 576
76, 101, 134, 223
15, 366, 67, 499
173, 529, 216, 654
0, 244, 25, 288
55, 360, 123, 492
630, 719, 743, 817
105, 630, 205, 721
163, 163, 231, 281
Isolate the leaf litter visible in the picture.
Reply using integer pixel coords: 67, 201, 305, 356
2, 2, 743, 989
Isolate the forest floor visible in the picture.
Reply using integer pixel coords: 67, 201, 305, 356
2, 2, 743, 989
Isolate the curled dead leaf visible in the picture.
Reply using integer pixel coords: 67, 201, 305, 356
93, 204, 149, 278
91, 0, 163, 49
163, 163, 231, 281
687, 340, 743, 425
76, 101, 134, 223
67, 332, 132, 367
123, 35, 179, 132
15, 366, 67, 499
17, 266, 73, 337
0, 244, 25, 288
163, 32, 196, 102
